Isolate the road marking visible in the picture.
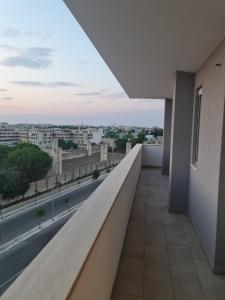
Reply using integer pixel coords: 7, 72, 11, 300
0, 200, 87, 255
1, 175, 106, 223
0, 269, 23, 289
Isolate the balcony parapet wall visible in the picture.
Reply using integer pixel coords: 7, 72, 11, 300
2, 144, 142, 300
142, 144, 163, 167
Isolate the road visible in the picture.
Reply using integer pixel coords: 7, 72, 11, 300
0, 217, 70, 295
0, 179, 102, 296
0, 179, 102, 246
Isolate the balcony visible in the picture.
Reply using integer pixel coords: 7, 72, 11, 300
2, 144, 225, 300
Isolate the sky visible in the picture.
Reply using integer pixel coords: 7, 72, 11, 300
0, 0, 164, 127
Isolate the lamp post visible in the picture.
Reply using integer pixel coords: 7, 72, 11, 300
51, 197, 54, 221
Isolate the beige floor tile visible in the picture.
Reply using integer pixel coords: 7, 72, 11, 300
172, 272, 205, 300
144, 277, 174, 300
111, 168, 225, 300
147, 227, 167, 247
195, 259, 225, 296
183, 224, 206, 261
165, 223, 188, 245
123, 234, 146, 260
111, 292, 143, 300
126, 220, 146, 239
145, 246, 170, 278
206, 295, 225, 300
168, 245, 196, 273
114, 258, 144, 297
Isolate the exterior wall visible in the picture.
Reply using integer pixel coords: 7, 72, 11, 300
188, 39, 225, 269
169, 71, 195, 212
142, 144, 163, 167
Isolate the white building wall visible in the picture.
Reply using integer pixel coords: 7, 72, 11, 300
188, 39, 225, 268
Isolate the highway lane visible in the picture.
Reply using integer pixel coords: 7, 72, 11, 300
0, 179, 103, 296
0, 179, 102, 246
0, 216, 70, 295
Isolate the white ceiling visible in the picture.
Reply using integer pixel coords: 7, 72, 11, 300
64, 0, 225, 99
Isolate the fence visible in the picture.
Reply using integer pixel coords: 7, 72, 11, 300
0, 154, 124, 205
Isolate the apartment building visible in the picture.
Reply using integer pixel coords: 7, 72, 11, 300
0, 124, 19, 144
2, 1, 225, 300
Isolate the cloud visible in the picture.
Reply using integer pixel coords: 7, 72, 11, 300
0, 44, 18, 51
74, 90, 128, 100
47, 81, 81, 87
3, 28, 21, 38
11, 81, 43, 87
79, 60, 88, 65
102, 91, 127, 100
1, 96, 13, 101
74, 92, 102, 96
0, 89, 7, 92
11, 81, 81, 88
0, 46, 54, 69
2, 28, 48, 39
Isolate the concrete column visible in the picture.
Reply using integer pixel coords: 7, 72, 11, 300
100, 143, 108, 162
162, 98, 172, 175
126, 142, 132, 155
169, 71, 195, 212
87, 141, 92, 156
215, 104, 225, 273
52, 139, 62, 176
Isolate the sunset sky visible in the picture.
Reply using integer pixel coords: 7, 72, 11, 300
0, 0, 164, 127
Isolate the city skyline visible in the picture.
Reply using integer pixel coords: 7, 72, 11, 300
0, 1, 164, 127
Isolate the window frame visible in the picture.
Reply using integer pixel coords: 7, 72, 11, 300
191, 86, 202, 167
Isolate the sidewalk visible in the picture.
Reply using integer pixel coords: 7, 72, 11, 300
1, 170, 109, 222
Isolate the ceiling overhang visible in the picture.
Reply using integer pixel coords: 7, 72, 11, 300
64, 0, 225, 99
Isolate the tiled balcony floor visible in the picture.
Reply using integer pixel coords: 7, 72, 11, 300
111, 168, 225, 300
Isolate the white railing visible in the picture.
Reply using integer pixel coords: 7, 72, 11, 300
2, 144, 142, 300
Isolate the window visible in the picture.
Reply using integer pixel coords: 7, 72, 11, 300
192, 87, 202, 165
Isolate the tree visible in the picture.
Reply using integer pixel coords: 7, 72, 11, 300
58, 139, 78, 150
34, 208, 45, 228
92, 169, 100, 180
2, 145, 52, 182
0, 167, 29, 199
0, 204, 3, 219
64, 197, 70, 212
115, 138, 127, 153
151, 127, 163, 137
0, 145, 11, 164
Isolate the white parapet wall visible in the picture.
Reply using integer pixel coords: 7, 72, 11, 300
142, 144, 163, 167
2, 144, 142, 300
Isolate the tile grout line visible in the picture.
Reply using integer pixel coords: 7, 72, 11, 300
163, 207, 177, 300
183, 223, 209, 298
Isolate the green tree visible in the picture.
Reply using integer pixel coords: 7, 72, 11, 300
0, 203, 3, 219
64, 197, 70, 212
34, 208, 45, 228
0, 167, 29, 199
92, 169, 100, 180
58, 139, 78, 150
0, 144, 11, 164
115, 138, 127, 153
2, 145, 52, 182
151, 127, 163, 137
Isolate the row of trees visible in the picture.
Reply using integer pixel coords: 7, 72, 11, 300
58, 139, 78, 150
0, 143, 52, 199
150, 127, 163, 137
114, 131, 147, 153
